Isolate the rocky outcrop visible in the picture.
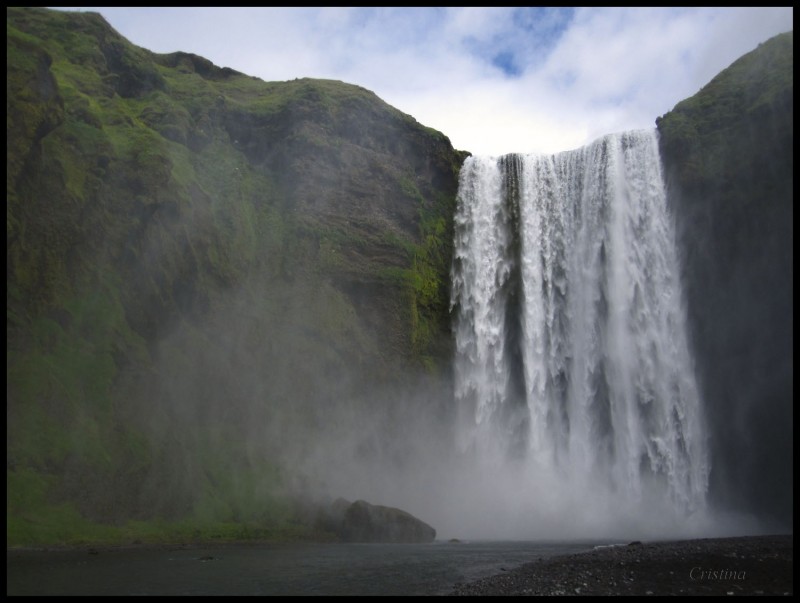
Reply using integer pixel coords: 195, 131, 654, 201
321, 499, 436, 543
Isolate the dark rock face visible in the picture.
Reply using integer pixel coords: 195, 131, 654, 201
323, 499, 436, 543
657, 32, 793, 529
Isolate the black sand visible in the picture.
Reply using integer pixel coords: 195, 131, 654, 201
451, 535, 792, 596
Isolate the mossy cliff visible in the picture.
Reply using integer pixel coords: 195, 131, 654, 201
657, 32, 793, 529
7, 7, 468, 546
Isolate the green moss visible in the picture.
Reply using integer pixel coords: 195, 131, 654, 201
137, 90, 194, 143
406, 188, 459, 368
7, 469, 115, 546
657, 31, 793, 190
192, 440, 291, 525
7, 464, 322, 547
7, 394, 72, 468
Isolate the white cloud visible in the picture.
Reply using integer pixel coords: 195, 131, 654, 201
54, 7, 793, 155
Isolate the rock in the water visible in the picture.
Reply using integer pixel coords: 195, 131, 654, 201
322, 498, 436, 543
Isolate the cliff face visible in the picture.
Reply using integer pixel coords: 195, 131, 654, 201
7, 7, 466, 545
657, 32, 793, 529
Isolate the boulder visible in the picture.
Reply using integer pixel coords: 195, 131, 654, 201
321, 498, 436, 543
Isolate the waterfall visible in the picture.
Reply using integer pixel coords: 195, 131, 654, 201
451, 130, 709, 531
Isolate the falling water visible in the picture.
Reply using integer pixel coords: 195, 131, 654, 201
451, 130, 709, 533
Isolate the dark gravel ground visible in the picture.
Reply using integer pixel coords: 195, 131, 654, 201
451, 535, 793, 596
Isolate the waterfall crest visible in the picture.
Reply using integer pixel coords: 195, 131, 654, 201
451, 130, 709, 527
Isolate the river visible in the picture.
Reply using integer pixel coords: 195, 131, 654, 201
7, 539, 608, 596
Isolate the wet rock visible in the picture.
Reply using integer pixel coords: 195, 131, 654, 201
320, 498, 436, 543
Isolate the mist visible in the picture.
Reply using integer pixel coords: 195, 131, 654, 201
77, 101, 791, 548
126, 128, 781, 544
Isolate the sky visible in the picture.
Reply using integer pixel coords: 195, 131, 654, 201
56, 7, 792, 156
